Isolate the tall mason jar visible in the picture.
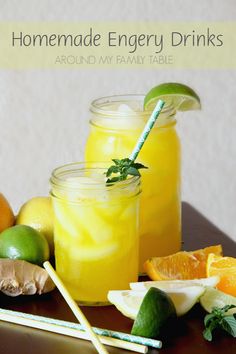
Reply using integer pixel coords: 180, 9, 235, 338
85, 95, 181, 272
50, 162, 140, 305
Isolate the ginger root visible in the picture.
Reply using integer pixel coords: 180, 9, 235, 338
0, 258, 55, 296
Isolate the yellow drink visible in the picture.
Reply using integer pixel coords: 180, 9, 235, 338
50, 162, 140, 304
85, 96, 181, 272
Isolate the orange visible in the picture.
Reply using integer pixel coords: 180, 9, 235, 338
206, 253, 236, 297
144, 245, 222, 280
0, 193, 15, 232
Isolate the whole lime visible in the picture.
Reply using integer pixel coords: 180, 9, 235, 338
0, 225, 50, 266
131, 287, 177, 339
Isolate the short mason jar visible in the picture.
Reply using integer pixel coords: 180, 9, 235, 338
85, 95, 181, 272
50, 162, 141, 305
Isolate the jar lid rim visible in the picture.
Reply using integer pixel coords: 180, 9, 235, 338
90, 94, 176, 117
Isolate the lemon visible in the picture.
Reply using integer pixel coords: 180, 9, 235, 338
200, 287, 236, 315
108, 285, 205, 317
0, 225, 50, 266
144, 82, 201, 111
16, 197, 54, 256
130, 276, 220, 291
131, 287, 176, 339
108, 290, 144, 320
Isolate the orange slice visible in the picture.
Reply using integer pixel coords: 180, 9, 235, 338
144, 245, 222, 280
206, 253, 236, 297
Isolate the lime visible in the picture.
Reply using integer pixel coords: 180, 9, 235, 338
0, 225, 50, 266
131, 287, 177, 339
144, 82, 201, 111
16, 197, 54, 256
200, 287, 236, 315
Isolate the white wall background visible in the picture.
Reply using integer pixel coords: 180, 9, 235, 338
0, 0, 236, 241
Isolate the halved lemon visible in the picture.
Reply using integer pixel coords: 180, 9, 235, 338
200, 286, 236, 315
130, 276, 220, 291
108, 285, 205, 318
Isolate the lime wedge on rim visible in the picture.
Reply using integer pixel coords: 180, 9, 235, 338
144, 82, 201, 111
200, 287, 236, 315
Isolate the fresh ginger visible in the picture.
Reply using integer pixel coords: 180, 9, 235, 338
0, 258, 55, 296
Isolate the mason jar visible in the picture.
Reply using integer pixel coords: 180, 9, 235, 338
50, 162, 141, 305
85, 95, 181, 272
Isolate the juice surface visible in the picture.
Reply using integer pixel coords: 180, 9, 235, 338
85, 104, 181, 271
51, 171, 140, 304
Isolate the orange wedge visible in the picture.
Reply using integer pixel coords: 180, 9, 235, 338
144, 245, 222, 280
206, 253, 236, 297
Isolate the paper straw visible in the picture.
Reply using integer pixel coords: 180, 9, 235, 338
0, 308, 161, 349
129, 100, 165, 161
43, 261, 109, 354
0, 309, 148, 353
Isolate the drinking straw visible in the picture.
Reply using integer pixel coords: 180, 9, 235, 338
43, 261, 109, 354
0, 308, 161, 350
0, 309, 148, 353
129, 99, 165, 162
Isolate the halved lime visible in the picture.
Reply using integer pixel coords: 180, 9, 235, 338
131, 287, 176, 339
200, 287, 236, 315
144, 82, 201, 111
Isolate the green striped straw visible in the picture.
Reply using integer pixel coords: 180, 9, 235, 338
129, 99, 165, 162
0, 308, 162, 349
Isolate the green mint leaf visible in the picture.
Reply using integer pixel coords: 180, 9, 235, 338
132, 162, 148, 170
106, 176, 121, 183
112, 159, 121, 165
203, 320, 218, 341
106, 166, 119, 177
203, 305, 236, 342
203, 327, 213, 341
221, 316, 236, 337
126, 167, 141, 176
221, 305, 236, 313
204, 313, 216, 327
105, 157, 148, 184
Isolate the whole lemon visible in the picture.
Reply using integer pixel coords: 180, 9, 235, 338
0, 225, 50, 266
0, 193, 15, 232
16, 197, 54, 256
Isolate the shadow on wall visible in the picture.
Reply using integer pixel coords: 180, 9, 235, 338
182, 202, 236, 256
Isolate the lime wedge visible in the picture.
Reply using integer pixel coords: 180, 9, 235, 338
144, 82, 201, 111
131, 287, 176, 339
200, 287, 236, 315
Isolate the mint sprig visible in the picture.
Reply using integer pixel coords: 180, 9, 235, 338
106, 158, 147, 184
203, 305, 236, 341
